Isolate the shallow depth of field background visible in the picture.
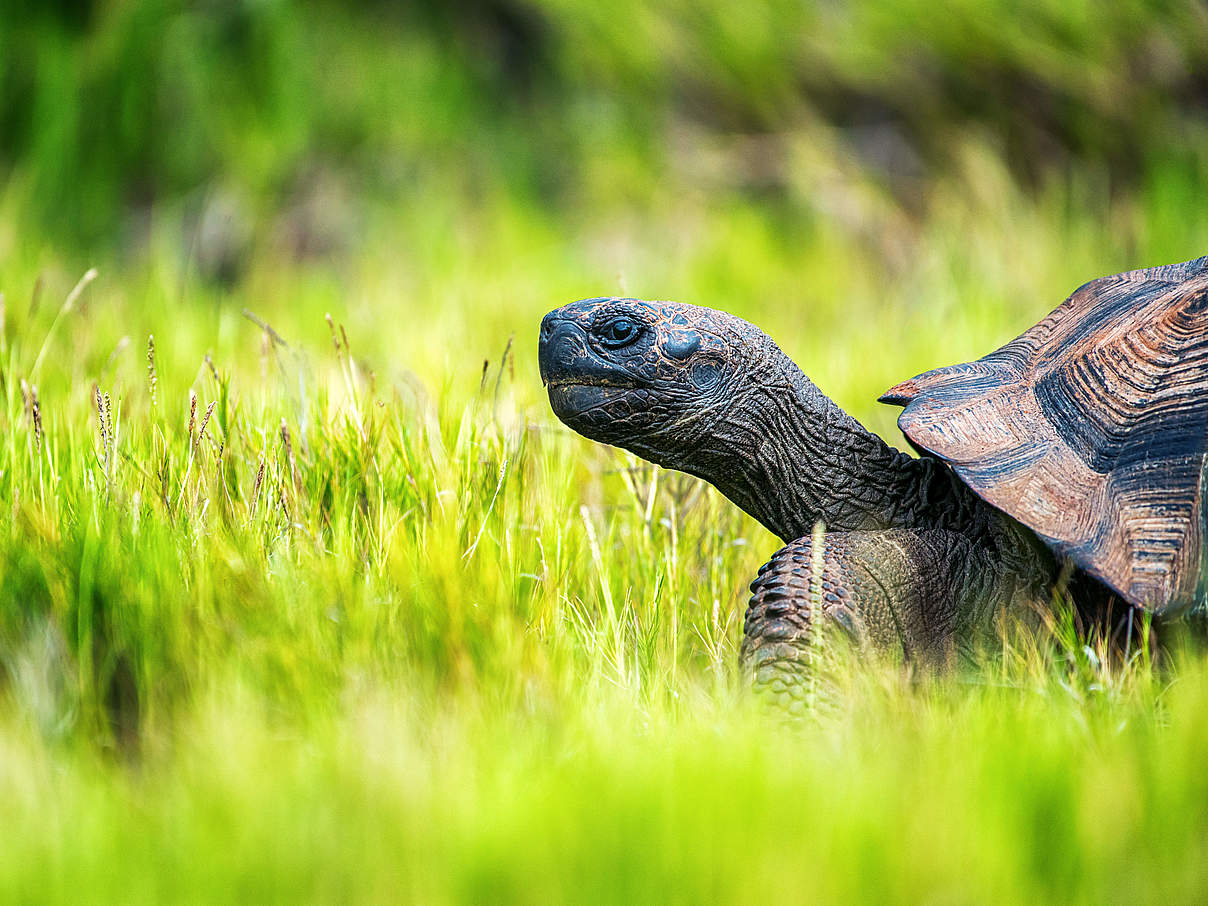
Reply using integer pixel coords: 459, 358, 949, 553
3, 2, 1208, 903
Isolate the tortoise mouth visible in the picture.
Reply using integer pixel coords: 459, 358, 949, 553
546, 380, 641, 424
543, 375, 639, 390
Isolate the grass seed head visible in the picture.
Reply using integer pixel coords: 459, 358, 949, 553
147, 335, 158, 408
196, 400, 216, 450
250, 455, 266, 519
94, 384, 108, 451
30, 385, 42, 451
326, 313, 341, 354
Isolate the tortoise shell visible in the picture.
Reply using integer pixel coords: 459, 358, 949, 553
880, 256, 1208, 614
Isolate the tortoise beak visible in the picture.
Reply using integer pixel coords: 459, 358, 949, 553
538, 314, 593, 388
538, 315, 642, 392
537, 312, 563, 387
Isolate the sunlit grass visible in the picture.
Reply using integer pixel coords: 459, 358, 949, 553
2, 160, 1208, 902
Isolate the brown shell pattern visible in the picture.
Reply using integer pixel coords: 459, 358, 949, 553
881, 256, 1208, 614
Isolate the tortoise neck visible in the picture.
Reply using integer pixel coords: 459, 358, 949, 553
700, 359, 965, 542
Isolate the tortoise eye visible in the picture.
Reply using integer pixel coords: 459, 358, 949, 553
599, 317, 641, 348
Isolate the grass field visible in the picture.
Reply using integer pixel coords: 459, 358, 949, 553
5, 4, 1208, 901
3, 162, 1208, 903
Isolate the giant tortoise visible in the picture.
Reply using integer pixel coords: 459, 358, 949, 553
537, 257, 1208, 690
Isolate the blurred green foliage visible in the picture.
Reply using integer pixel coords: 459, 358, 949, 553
2, 0, 1207, 251
3, 5, 1208, 902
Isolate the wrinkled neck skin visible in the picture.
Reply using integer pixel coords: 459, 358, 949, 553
668, 353, 1015, 548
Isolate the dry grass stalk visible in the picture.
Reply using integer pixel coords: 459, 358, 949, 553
187, 391, 197, 450
326, 314, 366, 441
494, 333, 514, 401
249, 456, 266, 520
94, 384, 114, 501
30, 385, 43, 452
326, 313, 342, 355
26, 275, 41, 319
19, 378, 44, 452
280, 417, 298, 498
260, 329, 270, 384
195, 400, 217, 452
94, 385, 109, 459
102, 336, 130, 378
31, 268, 97, 379
808, 519, 827, 710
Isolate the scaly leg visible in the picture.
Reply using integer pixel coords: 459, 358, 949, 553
741, 529, 1032, 705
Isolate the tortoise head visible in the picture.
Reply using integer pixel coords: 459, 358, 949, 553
538, 297, 785, 471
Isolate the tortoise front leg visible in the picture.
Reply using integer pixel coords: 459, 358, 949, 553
741, 529, 1011, 702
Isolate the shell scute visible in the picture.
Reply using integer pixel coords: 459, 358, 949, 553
883, 256, 1208, 613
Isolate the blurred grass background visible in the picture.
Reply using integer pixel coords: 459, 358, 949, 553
3, 1, 1208, 902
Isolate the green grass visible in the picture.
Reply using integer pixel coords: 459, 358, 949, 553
3, 153, 1208, 903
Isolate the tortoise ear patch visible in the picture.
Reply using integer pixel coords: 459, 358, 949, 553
689, 358, 724, 391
